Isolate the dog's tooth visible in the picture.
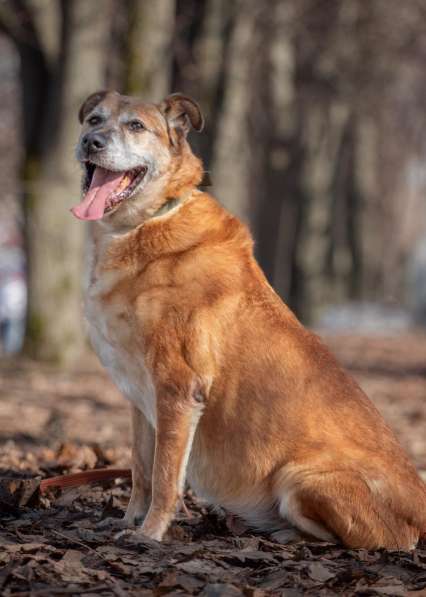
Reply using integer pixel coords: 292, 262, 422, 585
116, 175, 130, 192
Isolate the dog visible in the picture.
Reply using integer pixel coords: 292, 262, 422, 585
71, 90, 426, 549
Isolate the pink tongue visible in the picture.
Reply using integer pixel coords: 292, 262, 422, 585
71, 167, 126, 221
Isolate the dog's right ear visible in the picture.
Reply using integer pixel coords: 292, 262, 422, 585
78, 90, 108, 124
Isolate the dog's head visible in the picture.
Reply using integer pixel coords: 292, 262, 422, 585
71, 91, 204, 228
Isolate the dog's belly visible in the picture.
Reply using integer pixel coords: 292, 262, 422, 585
85, 294, 157, 428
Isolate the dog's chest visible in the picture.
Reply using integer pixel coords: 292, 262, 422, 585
84, 268, 157, 428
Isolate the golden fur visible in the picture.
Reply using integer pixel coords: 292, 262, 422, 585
78, 91, 426, 549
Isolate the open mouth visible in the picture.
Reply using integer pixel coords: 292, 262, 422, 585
71, 163, 147, 221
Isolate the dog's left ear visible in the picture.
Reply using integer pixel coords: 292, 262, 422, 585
159, 93, 204, 143
78, 90, 109, 124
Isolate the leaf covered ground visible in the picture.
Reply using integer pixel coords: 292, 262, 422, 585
0, 333, 425, 596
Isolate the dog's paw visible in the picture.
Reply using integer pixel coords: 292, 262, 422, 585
114, 528, 160, 549
96, 516, 132, 532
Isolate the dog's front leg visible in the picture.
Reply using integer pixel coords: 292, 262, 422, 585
140, 378, 204, 541
124, 404, 155, 525
98, 405, 155, 532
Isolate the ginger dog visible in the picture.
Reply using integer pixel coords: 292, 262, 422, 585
71, 90, 426, 549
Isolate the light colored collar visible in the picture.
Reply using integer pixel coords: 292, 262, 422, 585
151, 196, 182, 219
150, 189, 195, 220
149, 172, 211, 221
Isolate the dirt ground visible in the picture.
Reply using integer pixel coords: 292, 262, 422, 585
0, 332, 425, 596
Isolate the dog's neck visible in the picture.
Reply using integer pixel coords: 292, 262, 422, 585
149, 173, 211, 221
92, 191, 249, 277
141, 147, 207, 224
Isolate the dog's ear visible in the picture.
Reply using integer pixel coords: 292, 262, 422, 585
159, 93, 204, 143
78, 90, 109, 124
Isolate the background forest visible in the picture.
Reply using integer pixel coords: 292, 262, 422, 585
1, 0, 426, 365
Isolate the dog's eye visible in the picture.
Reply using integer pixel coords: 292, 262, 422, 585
128, 120, 145, 132
88, 115, 101, 126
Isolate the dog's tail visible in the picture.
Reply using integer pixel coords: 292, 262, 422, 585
40, 468, 132, 493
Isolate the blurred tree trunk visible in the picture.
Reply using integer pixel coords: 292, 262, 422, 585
211, 0, 262, 224
255, 0, 301, 307
190, 0, 230, 164
125, 0, 175, 101
1, 0, 113, 365
288, 0, 359, 321
295, 100, 351, 321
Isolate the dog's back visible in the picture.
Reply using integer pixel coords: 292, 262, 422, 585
158, 196, 426, 550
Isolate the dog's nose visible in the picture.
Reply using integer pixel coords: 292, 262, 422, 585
82, 132, 107, 153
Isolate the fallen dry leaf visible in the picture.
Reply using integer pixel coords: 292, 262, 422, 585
307, 561, 337, 583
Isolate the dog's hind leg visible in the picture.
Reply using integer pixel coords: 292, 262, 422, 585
274, 467, 420, 550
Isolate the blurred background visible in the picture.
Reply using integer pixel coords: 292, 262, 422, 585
0, 3, 425, 570
1, 0, 426, 364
